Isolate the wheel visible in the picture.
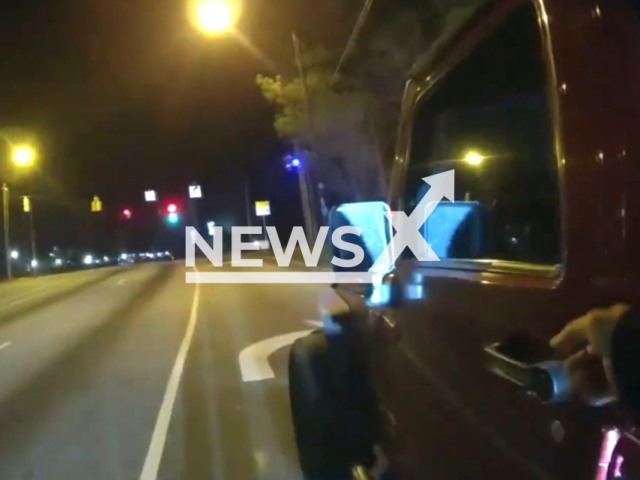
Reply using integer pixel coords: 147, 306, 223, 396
289, 330, 374, 479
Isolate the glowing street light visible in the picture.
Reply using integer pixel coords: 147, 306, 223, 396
11, 145, 36, 167
464, 151, 484, 166
0, 134, 38, 279
194, 1, 235, 34
10, 250, 18, 259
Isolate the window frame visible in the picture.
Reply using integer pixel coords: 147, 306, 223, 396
390, 0, 565, 278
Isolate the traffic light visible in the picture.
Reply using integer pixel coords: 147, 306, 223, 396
167, 203, 177, 213
167, 212, 179, 224
91, 196, 102, 212
122, 208, 132, 219
23, 197, 31, 212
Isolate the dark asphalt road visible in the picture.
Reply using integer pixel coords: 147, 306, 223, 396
0, 258, 324, 480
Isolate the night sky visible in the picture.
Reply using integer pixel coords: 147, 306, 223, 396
0, 0, 357, 256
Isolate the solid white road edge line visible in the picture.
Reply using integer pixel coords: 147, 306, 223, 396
0, 341, 11, 351
139, 267, 200, 480
239, 329, 314, 382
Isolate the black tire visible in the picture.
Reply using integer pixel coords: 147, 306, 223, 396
289, 330, 374, 480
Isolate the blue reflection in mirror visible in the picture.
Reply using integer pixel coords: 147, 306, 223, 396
329, 201, 393, 273
422, 201, 482, 259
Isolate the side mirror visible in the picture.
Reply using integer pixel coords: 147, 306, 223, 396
328, 201, 394, 273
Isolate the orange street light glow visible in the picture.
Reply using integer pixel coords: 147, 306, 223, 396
12, 146, 35, 167
195, 1, 234, 33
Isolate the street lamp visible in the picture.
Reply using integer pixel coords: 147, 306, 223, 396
464, 151, 484, 166
12, 146, 35, 167
192, 0, 236, 34
0, 137, 37, 279
192, 4, 316, 239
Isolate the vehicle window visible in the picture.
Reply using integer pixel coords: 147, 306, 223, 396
404, 3, 560, 266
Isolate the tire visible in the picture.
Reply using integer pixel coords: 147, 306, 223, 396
289, 330, 374, 480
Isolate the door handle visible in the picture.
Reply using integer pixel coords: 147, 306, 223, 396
484, 336, 569, 403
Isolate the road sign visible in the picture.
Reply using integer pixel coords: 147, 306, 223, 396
189, 185, 202, 199
255, 200, 270, 217
23, 196, 30, 212
144, 190, 157, 202
91, 196, 102, 212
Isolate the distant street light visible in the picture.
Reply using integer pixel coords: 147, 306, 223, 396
10, 250, 18, 259
30, 259, 38, 268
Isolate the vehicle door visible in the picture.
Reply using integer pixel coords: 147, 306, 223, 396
369, 2, 614, 480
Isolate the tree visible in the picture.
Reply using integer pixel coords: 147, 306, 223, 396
256, 1, 479, 207
256, 57, 386, 205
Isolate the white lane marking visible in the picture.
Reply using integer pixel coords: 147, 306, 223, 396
139, 268, 200, 480
239, 329, 314, 382
0, 341, 11, 351
117, 278, 127, 286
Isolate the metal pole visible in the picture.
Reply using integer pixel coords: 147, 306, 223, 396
244, 175, 253, 228
244, 174, 254, 242
262, 215, 267, 241
2, 183, 10, 279
28, 203, 36, 274
292, 32, 314, 131
297, 166, 313, 241
292, 32, 318, 237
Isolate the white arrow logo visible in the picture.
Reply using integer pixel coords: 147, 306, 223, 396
370, 169, 455, 273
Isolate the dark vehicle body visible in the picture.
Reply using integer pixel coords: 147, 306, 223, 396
288, 0, 640, 479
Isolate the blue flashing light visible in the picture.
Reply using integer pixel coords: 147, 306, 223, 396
291, 158, 301, 168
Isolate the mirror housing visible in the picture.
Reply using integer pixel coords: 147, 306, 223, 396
328, 201, 394, 274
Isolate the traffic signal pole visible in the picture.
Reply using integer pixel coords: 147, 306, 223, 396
2, 183, 10, 279
28, 204, 36, 273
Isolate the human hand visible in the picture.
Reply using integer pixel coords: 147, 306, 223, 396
550, 304, 629, 406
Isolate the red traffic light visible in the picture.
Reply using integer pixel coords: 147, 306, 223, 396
167, 204, 177, 213
122, 209, 132, 219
